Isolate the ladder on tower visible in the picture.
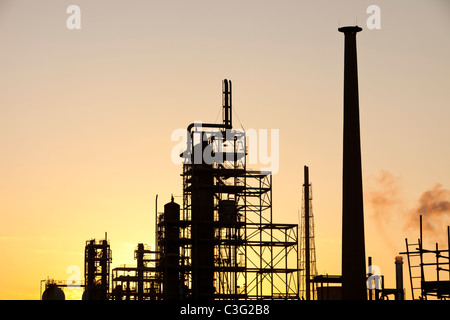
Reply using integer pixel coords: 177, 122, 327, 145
403, 238, 425, 300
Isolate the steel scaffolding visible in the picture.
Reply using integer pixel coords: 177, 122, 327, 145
111, 244, 161, 300
400, 215, 450, 300
156, 79, 299, 300
84, 236, 112, 300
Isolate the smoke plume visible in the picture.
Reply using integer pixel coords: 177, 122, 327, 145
365, 170, 402, 248
366, 171, 450, 247
408, 183, 450, 236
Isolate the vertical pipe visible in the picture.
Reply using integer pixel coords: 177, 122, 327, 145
339, 25, 367, 300
420, 215, 423, 247
448, 226, 450, 282
223, 79, 232, 129
419, 215, 425, 283
304, 166, 311, 300
368, 256, 372, 300
229, 80, 232, 128
155, 194, 158, 253
395, 256, 404, 300
436, 243, 440, 282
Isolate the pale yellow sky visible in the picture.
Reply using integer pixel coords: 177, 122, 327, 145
1, 0, 449, 299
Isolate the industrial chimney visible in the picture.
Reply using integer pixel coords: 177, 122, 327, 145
338, 25, 367, 300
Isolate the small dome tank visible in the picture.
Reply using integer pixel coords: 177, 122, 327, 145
42, 283, 65, 300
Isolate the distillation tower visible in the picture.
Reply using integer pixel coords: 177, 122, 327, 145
84, 237, 112, 300
156, 79, 300, 300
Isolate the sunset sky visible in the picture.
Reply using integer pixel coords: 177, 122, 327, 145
1, 0, 449, 300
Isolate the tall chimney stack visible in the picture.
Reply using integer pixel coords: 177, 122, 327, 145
338, 25, 367, 300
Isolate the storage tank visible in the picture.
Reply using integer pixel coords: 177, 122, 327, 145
42, 283, 65, 300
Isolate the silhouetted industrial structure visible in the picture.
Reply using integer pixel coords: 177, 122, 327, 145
39, 26, 450, 302
155, 79, 299, 300
305, 25, 368, 302
401, 215, 450, 300
299, 166, 318, 300
338, 25, 367, 300
83, 236, 112, 300
41, 280, 66, 300
111, 243, 160, 300
366, 256, 404, 300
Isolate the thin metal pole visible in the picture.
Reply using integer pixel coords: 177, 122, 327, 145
304, 166, 311, 300
419, 215, 425, 299
448, 226, 450, 282
436, 243, 440, 282
155, 194, 158, 251
368, 256, 373, 300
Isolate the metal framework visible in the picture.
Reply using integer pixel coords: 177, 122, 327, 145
111, 244, 161, 300
84, 237, 112, 300
156, 79, 299, 300
299, 166, 318, 300
39, 80, 299, 301
400, 215, 450, 300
